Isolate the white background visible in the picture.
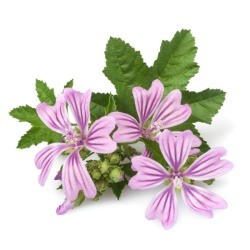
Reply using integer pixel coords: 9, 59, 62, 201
0, 0, 249, 249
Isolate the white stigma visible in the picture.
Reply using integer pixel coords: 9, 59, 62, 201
173, 176, 182, 189
149, 120, 163, 133
64, 131, 81, 145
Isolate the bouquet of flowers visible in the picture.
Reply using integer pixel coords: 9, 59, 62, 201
10, 29, 233, 229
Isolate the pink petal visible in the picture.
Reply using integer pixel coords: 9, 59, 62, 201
35, 143, 72, 185
62, 149, 97, 201
56, 199, 74, 215
159, 130, 193, 172
189, 148, 200, 155
152, 89, 191, 129
128, 156, 170, 190
85, 116, 117, 154
189, 134, 202, 155
36, 94, 71, 134
133, 79, 163, 126
109, 112, 141, 143
145, 184, 177, 229
192, 134, 202, 148
152, 135, 160, 142
64, 88, 91, 137
182, 182, 228, 217
183, 147, 233, 180
141, 148, 152, 158
172, 131, 202, 155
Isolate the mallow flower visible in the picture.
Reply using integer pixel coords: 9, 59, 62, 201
143, 131, 202, 157
129, 129, 233, 229
35, 88, 117, 207
110, 80, 192, 143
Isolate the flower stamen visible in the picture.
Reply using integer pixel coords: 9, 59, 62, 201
64, 130, 81, 145
149, 120, 163, 134
142, 120, 164, 138
172, 176, 182, 189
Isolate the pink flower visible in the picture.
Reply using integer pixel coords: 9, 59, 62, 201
128, 130, 233, 229
110, 80, 192, 143
35, 88, 117, 203
142, 131, 202, 158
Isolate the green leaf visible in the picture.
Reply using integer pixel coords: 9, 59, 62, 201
91, 92, 111, 106
170, 122, 210, 153
103, 37, 155, 117
182, 89, 226, 124
153, 29, 199, 92
121, 163, 136, 177
120, 144, 138, 158
74, 191, 85, 207
90, 103, 105, 121
141, 138, 166, 166
11, 80, 71, 149
10, 104, 62, 149
110, 179, 128, 200
9, 105, 42, 126
35, 79, 56, 105
17, 126, 61, 149
90, 92, 112, 121
64, 79, 74, 88
105, 94, 116, 115
203, 179, 215, 185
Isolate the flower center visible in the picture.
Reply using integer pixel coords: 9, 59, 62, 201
64, 131, 82, 145
142, 120, 163, 138
172, 176, 182, 189
149, 120, 163, 134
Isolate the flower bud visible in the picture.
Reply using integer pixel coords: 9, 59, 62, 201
110, 153, 121, 165
109, 167, 124, 183
180, 155, 198, 172
100, 159, 110, 174
87, 160, 101, 170
187, 155, 198, 165
91, 169, 101, 180
96, 180, 107, 192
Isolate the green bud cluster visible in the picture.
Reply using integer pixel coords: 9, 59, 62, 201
56, 145, 139, 205
86, 152, 125, 200
109, 167, 124, 183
